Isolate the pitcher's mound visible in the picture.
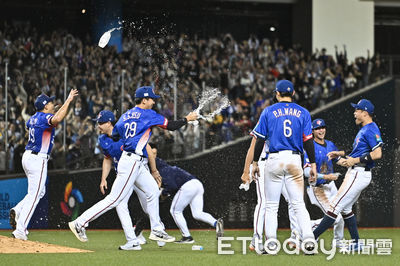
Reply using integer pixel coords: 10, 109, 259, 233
0, 235, 93, 253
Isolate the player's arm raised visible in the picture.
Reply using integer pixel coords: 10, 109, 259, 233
50, 89, 78, 125
100, 157, 112, 195
165, 112, 198, 131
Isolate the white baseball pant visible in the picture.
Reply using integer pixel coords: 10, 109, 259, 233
75, 151, 164, 232
252, 160, 299, 239
263, 151, 314, 241
307, 181, 344, 241
170, 179, 217, 237
13, 151, 48, 236
329, 167, 371, 216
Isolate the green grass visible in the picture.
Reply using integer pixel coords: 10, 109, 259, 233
0, 229, 399, 266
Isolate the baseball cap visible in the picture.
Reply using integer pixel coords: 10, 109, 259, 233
94, 110, 115, 123
351, 99, 374, 114
312, 118, 326, 130
135, 86, 161, 99
34, 94, 56, 111
275, 80, 294, 94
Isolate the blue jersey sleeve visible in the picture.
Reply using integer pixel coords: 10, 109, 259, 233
365, 127, 383, 151
149, 110, 168, 128
251, 108, 268, 139
112, 117, 125, 139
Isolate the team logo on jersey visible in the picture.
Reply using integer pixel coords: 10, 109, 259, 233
60, 181, 84, 220
375, 134, 382, 142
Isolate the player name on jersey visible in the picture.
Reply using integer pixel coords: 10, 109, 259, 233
123, 112, 142, 121
272, 108, 302, 118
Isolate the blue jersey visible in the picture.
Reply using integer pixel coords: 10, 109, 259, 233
349, 122, 383, 169
252, 102, 313, 153
157, 158, 196, 195
304, 140, 338, 185
25, 112, 56, 155
98, 134, 123, 172
113, 107, 168, 157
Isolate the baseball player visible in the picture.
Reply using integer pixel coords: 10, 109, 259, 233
95, 110, 161, 250
313, 99, 383, 251
301, 118, 344, 247
249, 79, 317, 253
10, 90, 78, 240
241, 138, 300, 253
147, 144, 223, 243
69, 86, 197, 244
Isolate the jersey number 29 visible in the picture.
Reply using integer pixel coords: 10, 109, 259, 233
283, 119, 292, 137
28, 128, 35, 143
124, 122, 137, 138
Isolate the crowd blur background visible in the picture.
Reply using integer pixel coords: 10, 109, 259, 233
0, 0, 397, 173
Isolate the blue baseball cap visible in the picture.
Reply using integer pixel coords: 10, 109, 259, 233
275, 80, 294, 94
312, 118, 326, 130
34, 94, 56, 111
351, 99, 374, 114
94, 110, 115, 123
135, 86, 161, 99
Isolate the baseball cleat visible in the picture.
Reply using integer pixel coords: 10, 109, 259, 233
149, 230, 175, 243
216, 218, 224, 238
303, 241, 317, 255
119, 241, 142, 251
12, 230, 27, 241
9, 209, 17, 230
174, 236, 195, 244
68, 221, 88, 242
137, 232, 147, 245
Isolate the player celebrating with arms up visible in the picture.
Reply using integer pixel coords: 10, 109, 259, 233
313, 99, 383, 251
250, 79, 317, 254
11, 89, 78, 240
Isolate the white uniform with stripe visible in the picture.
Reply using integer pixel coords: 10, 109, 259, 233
12, 112, 55, 236
251, 142, 299, 240
74, 107, 168, 232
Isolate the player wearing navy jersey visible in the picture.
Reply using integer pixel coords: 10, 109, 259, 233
10, 89, 78, 240
302, 119, 344, 247
314, 99, 383, 251
249, 80, 317, 254
69, 86, 197, 244
147, 145, 223, 244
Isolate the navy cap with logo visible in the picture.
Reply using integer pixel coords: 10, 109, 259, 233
351, 99, 374, 114
34, 94, 56, 111
312, 118, 326, 130
135, 86, 161, 99
94, 110, 115, 123
275, 80, 294, 94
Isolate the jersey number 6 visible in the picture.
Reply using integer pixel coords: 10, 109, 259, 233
124, 122, 137, 138
283, 119, 292, 137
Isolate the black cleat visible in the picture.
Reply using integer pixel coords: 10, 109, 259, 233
174, 236, 195, 244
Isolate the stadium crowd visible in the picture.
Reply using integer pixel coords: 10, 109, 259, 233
0, 21, 388, 173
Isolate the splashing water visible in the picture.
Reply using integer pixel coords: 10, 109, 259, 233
190, 88, 230, 124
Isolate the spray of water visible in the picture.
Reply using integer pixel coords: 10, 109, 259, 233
190, 88, 230, 124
